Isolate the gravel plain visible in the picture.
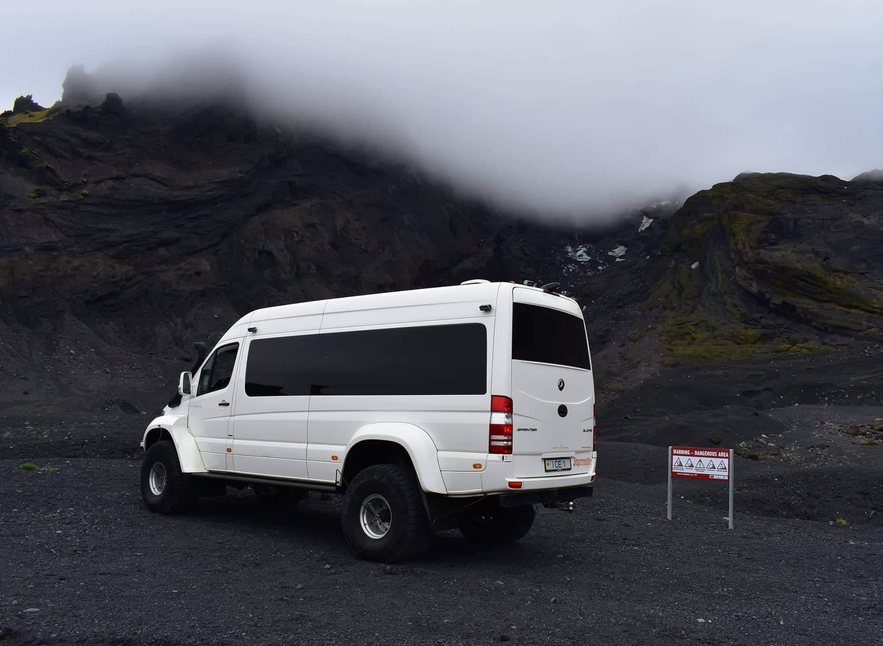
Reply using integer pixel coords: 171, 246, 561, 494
2, 455, 880, 646
2, 358, 882, 645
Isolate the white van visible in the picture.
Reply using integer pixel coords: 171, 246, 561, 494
139, 281, 597, 561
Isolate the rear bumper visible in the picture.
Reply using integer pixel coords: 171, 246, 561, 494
498, 484, 594, 508
481, 453, 597, 493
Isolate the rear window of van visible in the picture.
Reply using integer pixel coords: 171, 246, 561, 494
512, 303, 591, 370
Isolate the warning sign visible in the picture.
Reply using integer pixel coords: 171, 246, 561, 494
670, 446, 730, 481
668, 445, 735, 528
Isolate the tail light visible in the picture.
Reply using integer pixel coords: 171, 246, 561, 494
489, 395, 513, 454
593, 403, 598, 449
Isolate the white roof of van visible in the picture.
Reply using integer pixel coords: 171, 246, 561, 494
248, 281, 506, 324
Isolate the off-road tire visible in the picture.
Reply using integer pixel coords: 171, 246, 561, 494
458, 505, 536, 545
253, 484, 307, 504
341, 464, 432, 563
140, 440, 196, 514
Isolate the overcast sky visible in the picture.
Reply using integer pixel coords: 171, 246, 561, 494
2, 0, 881, 219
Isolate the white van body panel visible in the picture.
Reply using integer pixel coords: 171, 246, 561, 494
187, 340, 243, 471
247, 300, 326, 335
489, 290, 514, 399
320, 283, 499, 331
230, 304, 324, 480
143, 282, 596, 497
508, 287, 596, 481
218, 313, 255, 346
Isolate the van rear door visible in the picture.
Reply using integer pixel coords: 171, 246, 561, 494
510, 288, 594, 479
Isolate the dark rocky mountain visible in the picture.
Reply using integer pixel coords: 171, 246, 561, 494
657, 172, 883, 351
0, 92, 618, 413
2, 90, 882, 415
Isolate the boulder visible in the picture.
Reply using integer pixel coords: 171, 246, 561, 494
100, 92, 125, 116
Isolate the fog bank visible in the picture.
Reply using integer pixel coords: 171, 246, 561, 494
3, 1, 882, 219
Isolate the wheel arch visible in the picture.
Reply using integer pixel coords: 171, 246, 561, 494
143, 427, 173, 451
141, 415, 206, 473
342, 423, 446, 495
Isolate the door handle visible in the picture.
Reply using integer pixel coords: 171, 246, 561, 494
218, 400, 230, 407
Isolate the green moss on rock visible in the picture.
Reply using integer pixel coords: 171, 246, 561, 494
6, 107, 58, 127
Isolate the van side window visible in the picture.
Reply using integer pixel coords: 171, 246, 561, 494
245, 323, 487, 397
512, 303, 591, 370
196, 343, 240, 396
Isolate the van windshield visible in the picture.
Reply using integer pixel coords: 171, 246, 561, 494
512, 303, 591, 370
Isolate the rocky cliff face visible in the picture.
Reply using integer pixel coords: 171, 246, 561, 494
651, 172, 883, 359
565, 171, 883, 395
0, 95, 608, 412
2, 92, 881, 414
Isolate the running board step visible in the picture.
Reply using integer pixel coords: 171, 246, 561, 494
196, 472, 339, 493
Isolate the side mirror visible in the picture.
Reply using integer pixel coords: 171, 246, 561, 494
178, 371, 192, 396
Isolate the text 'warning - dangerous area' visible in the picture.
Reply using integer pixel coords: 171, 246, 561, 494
670, 446, 730, 481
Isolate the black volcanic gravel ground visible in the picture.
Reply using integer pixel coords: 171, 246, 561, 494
2, 365, 883, 645
1, 456, 880, 646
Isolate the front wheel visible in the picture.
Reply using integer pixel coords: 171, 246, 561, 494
458, 505, 536, 545
140, 440, 195, 514
341, 464, 432, 563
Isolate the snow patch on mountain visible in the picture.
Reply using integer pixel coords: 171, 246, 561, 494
566, 244, 591, 263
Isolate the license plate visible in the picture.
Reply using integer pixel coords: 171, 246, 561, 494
544, 458, 572, 472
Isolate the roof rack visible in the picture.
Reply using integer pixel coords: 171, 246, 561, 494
517, 279, 575, 300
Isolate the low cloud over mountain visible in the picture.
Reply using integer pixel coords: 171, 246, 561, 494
4, 1, 883, 220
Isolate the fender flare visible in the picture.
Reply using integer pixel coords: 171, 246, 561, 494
141, 414, 206, 473
344, 422, 447, 494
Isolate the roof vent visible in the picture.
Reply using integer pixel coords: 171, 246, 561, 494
460, 279, 490, 285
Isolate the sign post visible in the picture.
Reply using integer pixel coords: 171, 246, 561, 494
667, 446, 673, 521
667, 446, 734, 529
728, 448, 734, 530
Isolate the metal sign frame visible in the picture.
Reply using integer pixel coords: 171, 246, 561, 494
667, 446, 734, 529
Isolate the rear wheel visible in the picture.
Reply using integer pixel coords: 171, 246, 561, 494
341, 464, 431, 562
458, 504, 536, 545
140, 440, 195, 514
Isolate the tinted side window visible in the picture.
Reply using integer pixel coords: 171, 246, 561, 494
245, 323, 487, 396
512, 303, 590, 370
197, 352, 215, 396
196, 343, 240, 396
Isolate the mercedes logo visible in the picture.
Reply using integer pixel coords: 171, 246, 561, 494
557, 378, 565, 391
